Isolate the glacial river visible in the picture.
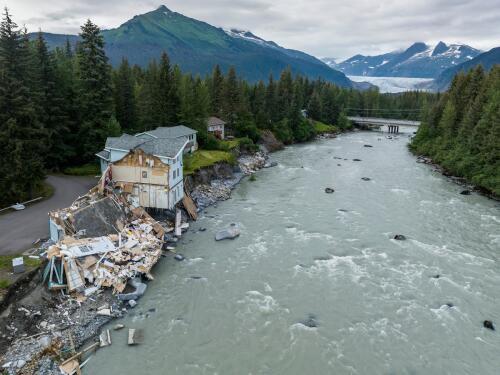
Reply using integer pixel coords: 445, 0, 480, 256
85, 131, 500, 375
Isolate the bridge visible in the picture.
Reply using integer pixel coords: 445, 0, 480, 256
347, 117, 421, 134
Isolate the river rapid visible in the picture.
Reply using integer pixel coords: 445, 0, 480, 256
85, 131, 500, 375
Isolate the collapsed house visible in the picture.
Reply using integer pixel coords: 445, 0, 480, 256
95, 126, 197, 210
45, 175, 179, 300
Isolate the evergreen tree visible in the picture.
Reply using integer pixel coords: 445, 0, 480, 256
210, 64, 224, 116
0, 9, 46, 204
222, 66, 240, 124
33, 32, 71, 169
157, 52, 179, 125
76, 19, 113, 161
113, 58, 137, 132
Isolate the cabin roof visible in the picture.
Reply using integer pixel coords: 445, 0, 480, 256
207, 117, 226, 127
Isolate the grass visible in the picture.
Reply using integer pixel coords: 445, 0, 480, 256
36, 180, 55, 201
220, 138, 242, 150
0, 255, 41, 269
0, 279, 9, 289
63, 162, 101, 176
313, 121, 339, 134
0, 255, 41, 290
183, 150, 236, 175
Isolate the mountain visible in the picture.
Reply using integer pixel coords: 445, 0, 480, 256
32, 5, 351, 86
321, 57, 338, 69
432, 47, 500, 91
335, 42, 481, 78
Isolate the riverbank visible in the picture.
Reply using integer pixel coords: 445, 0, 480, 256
0, 148, 273, 374
414, 154, 499, 201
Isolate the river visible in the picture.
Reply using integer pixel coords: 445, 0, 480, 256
85, 131, 500, 375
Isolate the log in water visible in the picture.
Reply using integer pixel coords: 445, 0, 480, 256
85, 131, 500, 375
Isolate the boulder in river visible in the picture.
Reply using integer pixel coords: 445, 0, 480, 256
483, 320, 495, 331
325, 187, 335, 194
300, 313, 319, 328
264, 161, 278, 168
361, 177, 371, 181
394, 234, 407, 241
460, 190, 471, 195
215, 223, 241, 241
484, 320, 495, 330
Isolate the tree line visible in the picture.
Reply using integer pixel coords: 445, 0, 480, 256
411, 65, 500, 195
0, 10, 436, 206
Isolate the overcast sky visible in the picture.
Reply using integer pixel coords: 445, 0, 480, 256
3, 0, 500, 60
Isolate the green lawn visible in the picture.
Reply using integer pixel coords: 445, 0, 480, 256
220, 138, 242, 150
184, 150, 236, 175
63, 162, 101, 176
313, 121, 339, 134
0, 255, 41, 289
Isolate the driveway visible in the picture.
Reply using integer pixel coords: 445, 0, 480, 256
0, 175, 98, 255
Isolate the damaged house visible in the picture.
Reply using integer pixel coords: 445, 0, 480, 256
95, 126, 197, 211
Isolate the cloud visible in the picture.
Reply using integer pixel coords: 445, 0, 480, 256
2, 0, 500, 60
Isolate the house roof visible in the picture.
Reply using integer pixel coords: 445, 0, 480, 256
98, 126, 196, 161
100, 135, 188, 160
138, 138, 189, 158
96, 150, 110, 161
143, 125, 197, 139
105, 134, 144, 150
207, 117, 226, 127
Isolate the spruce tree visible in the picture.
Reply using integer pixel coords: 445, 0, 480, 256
33, 32, 70, 170
210, 64, 224, 116
113, 58, 137, 132
0, 9, 46, 204
76, 19, 113, 161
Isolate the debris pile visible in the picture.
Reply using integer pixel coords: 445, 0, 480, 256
45, 189, 166, 300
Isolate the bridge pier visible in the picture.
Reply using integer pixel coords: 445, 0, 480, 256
387, 125, 399, 134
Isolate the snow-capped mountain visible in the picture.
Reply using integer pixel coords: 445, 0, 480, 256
321, 57, 338, 69
335, 42, 481, 78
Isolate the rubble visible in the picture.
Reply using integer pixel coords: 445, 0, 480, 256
127, 328, 144, 345
45, 185, 166, 298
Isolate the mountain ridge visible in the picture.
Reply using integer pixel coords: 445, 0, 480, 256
328, 42, 481, 78
31, 5, 352, 86
431, 47, 500, 91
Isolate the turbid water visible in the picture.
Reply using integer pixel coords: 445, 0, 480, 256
85, 131, 500, 375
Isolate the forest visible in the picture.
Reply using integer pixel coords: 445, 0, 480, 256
0, 10, 435, 206
411, 65, 500, 196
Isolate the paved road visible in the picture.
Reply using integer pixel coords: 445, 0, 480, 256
0, 175, 97, 255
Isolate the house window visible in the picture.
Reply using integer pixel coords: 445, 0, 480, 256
173, 170, 176, 179
142, 171, 147, 178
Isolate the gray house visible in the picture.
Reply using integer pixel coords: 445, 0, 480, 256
96, 126, 197, 210
207, 117, 226, 139
136, 125, 197, 153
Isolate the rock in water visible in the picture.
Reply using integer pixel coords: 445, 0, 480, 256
215, 223, 241, 241
325, 188, 335, 194
263, 161, 278, 168
460, 190, 471, 195
394, 234, 406, 240
300, 313, 318, 328
364, 144, 373, 148
361, 177, 371, 181
484, 320, 495, 330
353, 159, 362, 162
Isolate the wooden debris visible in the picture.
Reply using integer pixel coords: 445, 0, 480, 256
128, 329, 144, 345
